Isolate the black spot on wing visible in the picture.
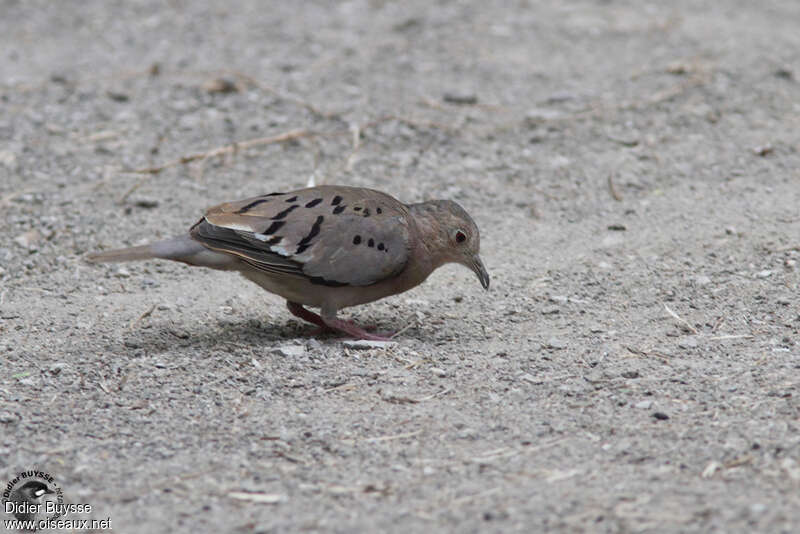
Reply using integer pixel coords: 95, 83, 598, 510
285, 196, 298, 202
333, 205, 346, 215
237, 198, 270, 214
271, 204, 299, 220
362, 208, 371, 217
354, 207, 362, 211
377, 242, 384, 251
367, 238, 374, 247
353, 235, 361, 245
295, 215, 324, 254
376, 207, 383, 214
305, 198, 323, 208
266, 236, 282, 245
331, 195, 343, 205
262, 221, 286, 234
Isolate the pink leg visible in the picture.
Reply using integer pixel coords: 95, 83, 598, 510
286, 301, 328, 328
321, 316, 393, 342
286, 301, 394, 341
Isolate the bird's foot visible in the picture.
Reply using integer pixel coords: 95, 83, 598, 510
322, 317, 394, 341
286, 302, 394, 341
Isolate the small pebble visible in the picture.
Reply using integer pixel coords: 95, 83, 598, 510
652, 412, 670, 420
0, 150, 17, 169
695, 275, 712, 286
204, 78, 239, 93
14, 230, 42, 250
546, 338, 567, 350
429, 367, 448, 377
546, 91, 576, 103
752, 145, 773, 157
306, 339, 323, 351
0, 412, 17, 424
133, 198, 160, 209
272, 345, 306, 357
107, 91, 130, 102
635, 400, 652, 410
519, 372, 537, 384
443, 92, 478, 105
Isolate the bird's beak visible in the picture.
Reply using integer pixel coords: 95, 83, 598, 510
470, 255, 490, 290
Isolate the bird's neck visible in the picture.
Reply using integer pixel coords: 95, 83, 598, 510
407, 202, 452, 273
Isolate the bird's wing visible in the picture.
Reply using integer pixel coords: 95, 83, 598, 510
190, 186, 412, 287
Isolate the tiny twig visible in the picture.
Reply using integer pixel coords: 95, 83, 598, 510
414, 387, 453, 402
344, 122, 361, 172
226, 70, 341, 120
663, 303, 699, 334
608, 173, 623, 201
379, 389, 419, 405
448, 487, 501, 507
625, 346, 671, 363
324, 382, 356, 393
118, 178, 147, 204
390, 317, 419, 340
359, 114, 457, 134
362, 429, 423, 443
125, 128, 312, 175
128, 304, 157, 332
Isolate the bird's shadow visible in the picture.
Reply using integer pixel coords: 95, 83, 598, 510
115, 314, 412, 355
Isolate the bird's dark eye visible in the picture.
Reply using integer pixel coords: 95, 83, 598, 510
455, 230, 467, 243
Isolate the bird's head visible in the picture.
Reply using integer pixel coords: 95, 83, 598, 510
19, 481, 54, 500
412, 199, 490, 290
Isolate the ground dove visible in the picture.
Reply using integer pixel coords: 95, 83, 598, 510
87, 185, 490, 340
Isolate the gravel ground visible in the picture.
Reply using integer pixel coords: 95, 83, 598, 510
2, 1, 800, 532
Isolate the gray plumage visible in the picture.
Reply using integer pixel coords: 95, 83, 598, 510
87, 185, 489, 340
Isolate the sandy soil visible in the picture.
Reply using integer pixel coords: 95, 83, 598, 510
2, 1, 800, 532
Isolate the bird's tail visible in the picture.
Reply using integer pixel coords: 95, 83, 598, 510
86, 235, 210, 264
86, 244, 158, 263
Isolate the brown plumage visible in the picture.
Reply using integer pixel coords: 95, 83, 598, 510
87, 185, 489, 340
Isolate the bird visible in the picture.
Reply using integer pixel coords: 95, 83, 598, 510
87, 185, 490, 340
8, 480, 54, 522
